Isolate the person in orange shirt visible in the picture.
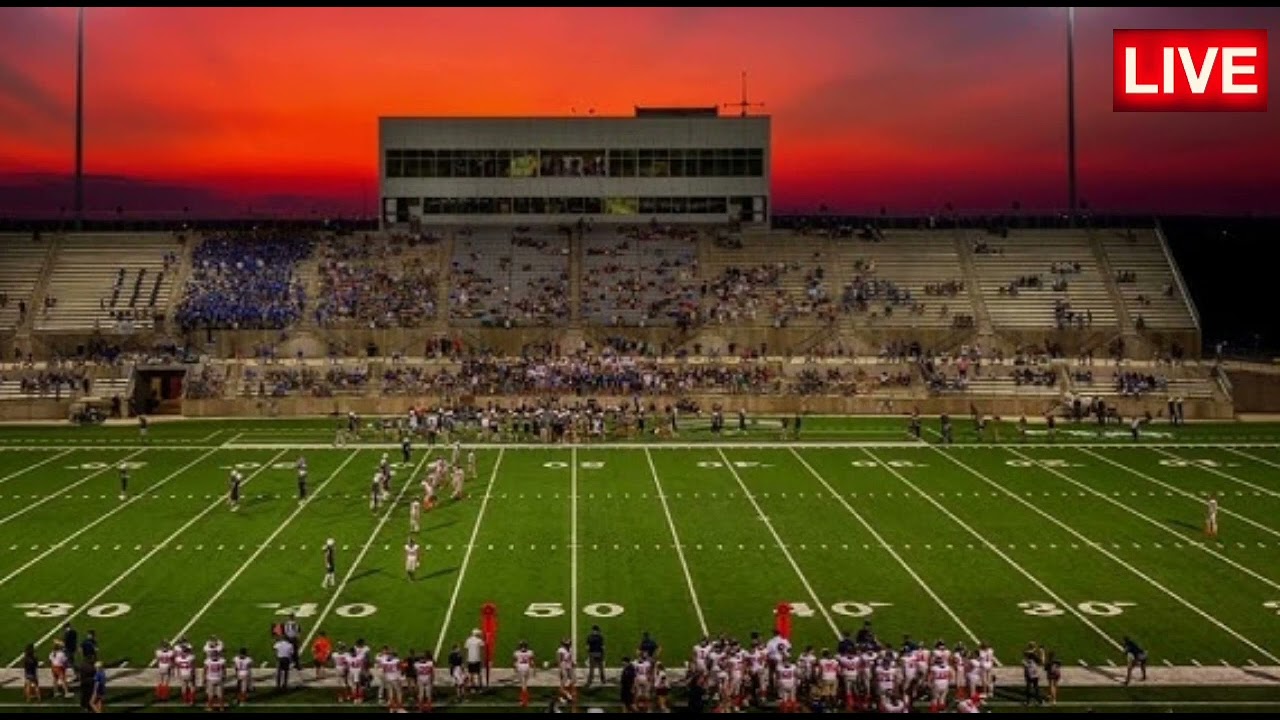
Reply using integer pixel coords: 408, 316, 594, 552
313, 632, 333, 680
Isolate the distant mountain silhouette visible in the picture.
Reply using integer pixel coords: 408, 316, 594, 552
0, 173, 367, 219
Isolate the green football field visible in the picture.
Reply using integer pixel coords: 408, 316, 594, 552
2, 416, 1280, 712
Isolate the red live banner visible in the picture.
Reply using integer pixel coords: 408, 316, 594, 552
1113, 29, 1268, 112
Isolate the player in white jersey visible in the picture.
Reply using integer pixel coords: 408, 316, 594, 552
381, 650, 403, 711
777, 657, 799, 712
467, 450, 477, 479
634, 653, 654, 709
203, 650, 226, 711
234, 648, 253, 704
374, 647, 391, 704
797, 646, 817, 695
203, 635, 224, 660
176, 647, 197, 706
875, 655, 898, 702
451, 466, 465, 501
347, 646, 367, 704
1206, 493, 1219, 539
413, 651, 435, 712
405, 537, 420, 580
154, 641, 175, 701
556, 639, 577, 700
928, 655, 953, 712
49, 641, 70, 698
964, 652, 983, 701
952, 646, 969, 701
409, 494, 421, 533
513, 642, 535, 707
977, 642, 996, 697
897, 648, 916, 700
817, 651, 839, 702
332, 643, 351, 703
654, 661, 671, 712
451, 441, 461, 467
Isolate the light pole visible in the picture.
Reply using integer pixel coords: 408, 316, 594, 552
74, 7, 84, 230
1066, 6, 1077, 224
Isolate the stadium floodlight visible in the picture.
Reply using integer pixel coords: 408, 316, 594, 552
1066, 7, 1078, 223
74, 7, 85, 230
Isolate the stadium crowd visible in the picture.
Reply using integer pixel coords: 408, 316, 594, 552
176, 233, 313, 331
314, 234, 440, 328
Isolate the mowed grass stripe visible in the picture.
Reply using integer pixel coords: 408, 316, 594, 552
0, 448, 146, 537
1018, 447, 1280, 585
977, 443, 1280, 645
11, 448, 307, 664
576, 449, 705, 660
428, 449, 503, 659
928, 447, 1279, 664
726, 447, 976, 645
190, 449, 487, 665
0, 447, 225, 588
792, 446, 1103, 664
648, 448, 835, 641
1148, 447, 1280, 511
161, 448, 365, 651
0, 448, 173, 575
1077, 447, 1280, 543
0, 449, 261, 630
439, 449, 571, 659
6, 449, 291, 666
0, 449, 73, 487
1148, 448, 1280, 498
299, 450, 434, 652
1007, 447, 1280, 658
870, 443, 1208, 661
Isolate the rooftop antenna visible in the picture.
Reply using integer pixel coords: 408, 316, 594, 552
723, 70, 764, 117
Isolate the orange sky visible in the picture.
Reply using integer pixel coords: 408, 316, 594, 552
0, 7, 1277, 217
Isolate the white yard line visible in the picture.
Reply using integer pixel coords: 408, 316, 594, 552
715, 448, 840, 638
1226, 447, 1280, 471
8, 448, 290, 667
0, 449, 74, 486
863, 448, 1124, 653
0, 448, 147, 527
1150, 448, 1280, 498
432, 449, 504, 659
159, 449, 364, 656
570, 446, 579, 661
644, 448, 708, 635
929, 447, 1280, 664
301, 451, 432, 650
1008, 447, 1280, 592
1078, 448, 1280, 541
215, 440, 1280, 451
0, 447, 223, 589
788, 447, 978, 644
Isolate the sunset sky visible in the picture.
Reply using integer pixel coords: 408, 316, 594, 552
0, 6, 1277, 218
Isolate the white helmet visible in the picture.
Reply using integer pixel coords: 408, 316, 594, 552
326, 538, 335, 547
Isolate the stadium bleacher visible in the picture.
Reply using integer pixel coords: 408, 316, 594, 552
0, 236, 50, 332
449, 226, 570, 327
35, 234, 181, 331
580, 224, 701, 327
1098, 228, 1198, 331
971, 230, 1119, 332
